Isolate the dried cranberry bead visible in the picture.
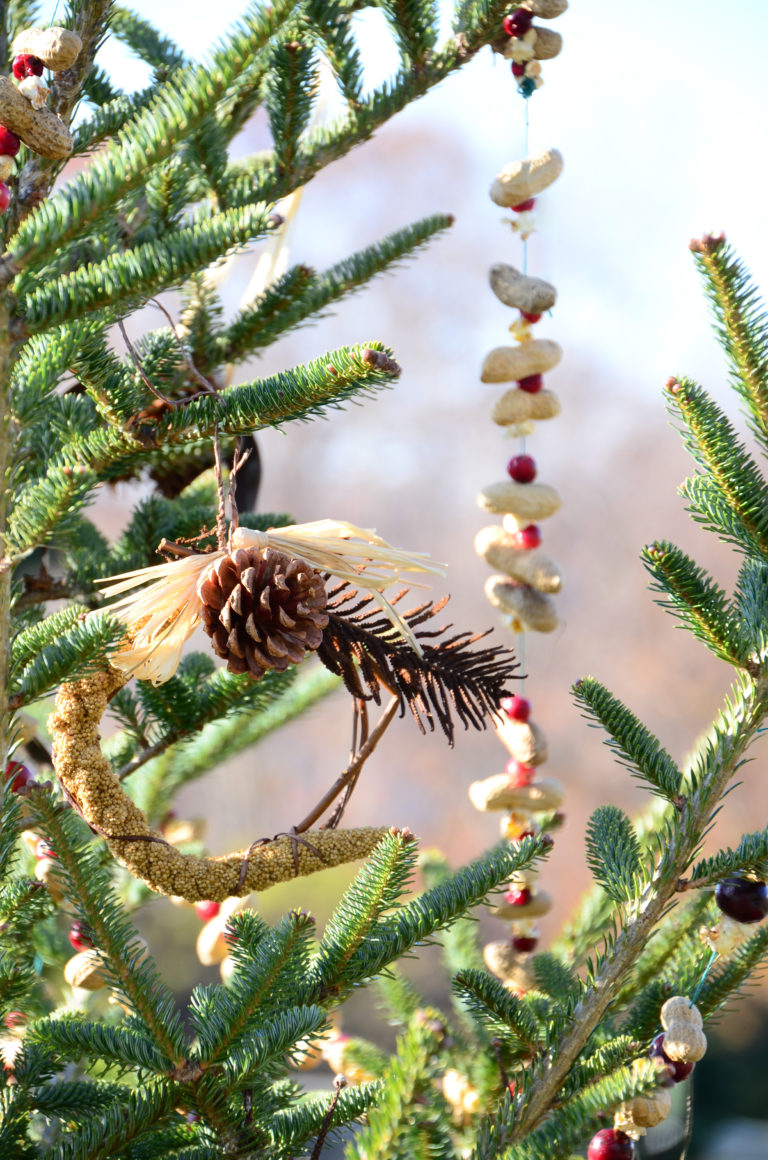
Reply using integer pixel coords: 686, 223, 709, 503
507, 454, 537, 483
649, 1032, 694, 1083
715, 876, 768, 923
3, 1011, 25, 1031
503, 9, 533, 37
0, 126, 20, 156
512, 198, 535, 212
520, 311, 542, 323
587, 1129, 635, 1160
511, 62, 526, 77
68, 922, 94, 953
12, 54, 44, 79
517, 374, 543, 393
511, 524, 541, 549
512, 933, 538, 952
504, 887, 531, 906
501, 694, 531, 722
195, 900, 221, 921
4, 761, 32, 792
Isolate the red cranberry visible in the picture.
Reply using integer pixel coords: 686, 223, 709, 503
503, 9, 533, 37
517, 374, 543, 393
512, 198, 535, 212
0, 183, 10, 214
4, 762, 32, 792
715, 876, 768, 923
195, 900, 221, 921
507, 454, 537, 483
511, 524, 541, 549
649, 1032, 694, 1083
511, 62, 526, 77
512, 934, 538, 952
0, 126, 20, 156
34, 839, 55, 860
504, 887, 531, 906
3, 1011, 25, 1031
12, 54, 44, 79
501, 694, 531, 722
506, 759, 535, 786
587, 1129, 635, 1160
68, 922, 94, 953
520, 311, 542, 323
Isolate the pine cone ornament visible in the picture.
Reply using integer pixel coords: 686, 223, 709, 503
198, 546, 329, 678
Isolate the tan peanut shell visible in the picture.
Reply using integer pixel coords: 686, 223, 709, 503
489, 265, 557, 313
469, 772, 564, 812
483, 938, 517, 980
478, 481, 561, 520
497, 718, 548, 765
662, 1022, 707, 1063
493, 388, 561, 426
622, 1089, 672, 1129
12, 26, 82, 70
0, 76, 72, 159
64, 950, 107, 990
660, 996, 702, 1029
475, 525, 561, 593
35, 855, 64, 901
490, 148, 564, 207
532, 26, 562, 58
527, 0, 568, 16
481, 339, 562, 382
485, 577, 559, 632
491, 889, 552, 920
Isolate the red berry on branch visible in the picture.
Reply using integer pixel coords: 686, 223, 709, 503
507, 454, 537, 483
517, 374, 543, 393
504, 887, 531, 906
0, 126, 20, 156
512, 198, 535, 212
501, 694, 531, 722
512, 933, 538, 952
506, 759, 535, 786
649, 1032, 694, 1083
195, 900, 221, 921
587, 1129, 635, 1160
511, 524, 541, 549
715, 876, 768, 923
511, 62, 526, 77
503, 9, 533, 37
520, 311, 542, 323
68, 922, 94, 953
4, 762, 32, 792
12, 54, 44, 79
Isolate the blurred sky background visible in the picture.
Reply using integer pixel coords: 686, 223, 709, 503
32, 0, 768, 1132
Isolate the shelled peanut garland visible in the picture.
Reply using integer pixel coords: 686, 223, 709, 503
0, 25, 81, 204
470, 0, 567, 1012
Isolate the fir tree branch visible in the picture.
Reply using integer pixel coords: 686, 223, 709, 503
110, 6, 189, 77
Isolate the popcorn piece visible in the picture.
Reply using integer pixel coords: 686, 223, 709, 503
18, 75, 49, 109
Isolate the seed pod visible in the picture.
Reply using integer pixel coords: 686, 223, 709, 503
660, 996, 702, 1029
662, 1022, 707, 1063
64, 950, 106, 990
475, 526, 561, 593
493, 388, 561, 426
485, 577, 559, 632
481, 339, 562, 382
0, 76, 72, 158
478, 481, 561, 520
526, 0, 568, 16
12, 26, 83, 70
491, 890, 552, 919
489, 264, 557, 312
490, 148, 564, 207
497, 717, 548, 765
531, 27, 562, 58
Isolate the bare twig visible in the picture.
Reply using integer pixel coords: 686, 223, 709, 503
309, 1075, 348, 1160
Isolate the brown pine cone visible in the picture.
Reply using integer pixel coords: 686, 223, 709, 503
198, 547, 329, 679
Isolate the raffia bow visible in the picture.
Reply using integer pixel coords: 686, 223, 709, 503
94, 520, 446, 685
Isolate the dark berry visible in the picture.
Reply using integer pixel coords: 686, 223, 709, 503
512, 198, 536, 212
68, 922, 94, 953
0, 126, 20, 156
195, 900, 221, 921
715, 876, 768, 923
587, 1129, 635, 1160
512, 933, 538, 952
506, 759, 535, 786
507, 454, 537, 483
649, 1032, 694, 1083
511, 524, 541, 549
4, 762, 32, 792
503, 9, 533, 37
12, 54, 44, 79
501, 694, 531, 722
520, 311, 542, 323
511, 62, 526, 77
504, 887, 531, 906
517, 373, 543, 393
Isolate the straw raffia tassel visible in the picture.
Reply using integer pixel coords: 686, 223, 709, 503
94, 521, 446, 685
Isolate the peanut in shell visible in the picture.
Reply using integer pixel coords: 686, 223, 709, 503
12, 26, 82, 70
469, 773, 564, 812
490, 148, 564, 207
531, 27, 562, 58
660, 996, 702, 1029
485, 576, 559, 632
478, 480, 561, 520
64, 950, 107, 991
497, 717, 548, 765
481, 339, 562, 382
489, 264, 557, 313
621, 1089, 672, 1129
475, 525, 561, 592
493, 388, 561, 426
526, 0, 568, 16
662, 1022, 707, 1063
0, 76, 72, 159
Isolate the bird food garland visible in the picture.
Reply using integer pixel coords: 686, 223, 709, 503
0, 26, 80, 209
470, 1, 567, 1003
